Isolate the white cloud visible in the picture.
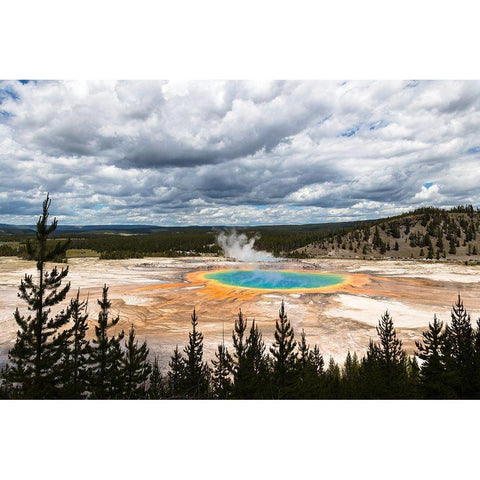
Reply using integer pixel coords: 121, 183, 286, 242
1, 80, 480, 225
413, 184, 442, 202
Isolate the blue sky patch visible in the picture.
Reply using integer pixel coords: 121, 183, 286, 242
368, 120, 388, 130
467, 146, 480, 154
0, 87, 19, 103
340, 126, 360, 137
423, 182, 435, 189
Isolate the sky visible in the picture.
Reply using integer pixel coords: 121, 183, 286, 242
1, 79, 480, 226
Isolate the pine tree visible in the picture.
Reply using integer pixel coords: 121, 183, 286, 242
407, 356, 421, 398
442, 295, 475, 398
167, 346, 185, 398
341, 351, 361, 399
106, 338, 125, 399
359, 339, 381, 399
374, 310, 408, 398
6, 194, 71, 398
148, 355, 165, 399
183, 308, 209, 398
236, 319, 270, 399
415, 314, 448, 398
122, 325, 152, 399
449, 237, 456, 254
231, 309, 249, 397
88, 285, 125, 399
211, 342, 233, 399
324, 357, 341, 398
61, 289, 90, 399
373, 226, 382, 249
294, 330, 324, 398
270, 300, 297, 398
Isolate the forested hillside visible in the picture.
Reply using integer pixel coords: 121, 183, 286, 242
297, 206, 480, 260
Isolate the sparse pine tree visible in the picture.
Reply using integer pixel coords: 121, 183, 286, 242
362, 311, 409, 398
449, 237, 456, 254
341, 351, 361, 399
5, 194, 71, 399
231, 309, 249, 397
294, 330, 324, 398
324, 357, 341, 398
415, 314, 448, 398
442, 295, 475, 398
148, 355, 165, 399
376, 311, 408, 395
239, 319, 270, 398
61, 289, 90, 399
88, 285, 125, 399
211, 341, 233, 399
122, 325, 151, 399
167, 346, 185, 398
270, 301, 297, 398
183, 309, 209, 398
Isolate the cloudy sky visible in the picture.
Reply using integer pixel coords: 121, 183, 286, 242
0, 79, 479, 226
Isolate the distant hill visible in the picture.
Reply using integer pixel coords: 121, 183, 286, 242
0, 224, 36, 235
0, 224, 166, 235
4, 207, 480, 261
295, 206, 480, 260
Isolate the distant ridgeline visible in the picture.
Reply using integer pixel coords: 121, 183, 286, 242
1, 205, 480, 260
295, 205, 480, 260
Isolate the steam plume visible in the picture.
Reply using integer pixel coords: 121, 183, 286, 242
217, 230, 277, 262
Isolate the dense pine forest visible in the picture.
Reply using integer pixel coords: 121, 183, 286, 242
0, 221, 367, 259
3, 206, 480, 261
1, 196, 480, 400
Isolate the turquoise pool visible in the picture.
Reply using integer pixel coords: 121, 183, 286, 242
204, 269, 345, 290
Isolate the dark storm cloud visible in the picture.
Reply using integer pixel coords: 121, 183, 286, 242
1, 80, 480, 225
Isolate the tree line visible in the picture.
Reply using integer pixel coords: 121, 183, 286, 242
2, 196, 480, 400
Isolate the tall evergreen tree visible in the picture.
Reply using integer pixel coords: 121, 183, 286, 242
230, 309, 250, 397
294, 330, 324, 398
61, 290, 90, 399
167, 346, 185, 398
88, 285, 125, 399
359, 339, 381, 399
324, 357, 341, 398
148, 355, 165, 399
211, 341, 233, 399
242, 319, 270, 398
183, 309, 209, 398
122, 325, 152, 399
442, 295, 476, 398
415, 314, 448, 398
270, 301, 297, 398
374, 310, 408, 398
5, 194, 71, 398
341, 351, 361, 399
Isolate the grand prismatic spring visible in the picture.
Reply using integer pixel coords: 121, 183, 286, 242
203, 269, 346, 291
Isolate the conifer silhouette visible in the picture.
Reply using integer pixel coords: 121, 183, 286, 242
6, 194, 71, 398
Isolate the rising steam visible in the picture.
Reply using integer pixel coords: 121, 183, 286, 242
217, 230, 277, 262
